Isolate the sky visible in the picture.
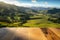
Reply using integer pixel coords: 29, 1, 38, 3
0, 0, 60, 8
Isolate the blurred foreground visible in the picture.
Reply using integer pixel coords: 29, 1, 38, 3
0, 28, 60, 40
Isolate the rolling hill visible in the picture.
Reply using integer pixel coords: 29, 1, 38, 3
0, 2, 60, 27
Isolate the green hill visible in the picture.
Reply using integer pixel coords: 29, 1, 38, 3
0, 2, 60, 27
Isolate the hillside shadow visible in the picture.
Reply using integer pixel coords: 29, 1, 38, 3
30, 18, 42, 20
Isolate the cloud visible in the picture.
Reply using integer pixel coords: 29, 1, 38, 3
0, 0, 48, 7
0, 0, 17, 4
39, 2, 48, 8
0, 0, 40, 7
0, 0, 16, 1
32, 0, 37, 3
44, 2, 48, 5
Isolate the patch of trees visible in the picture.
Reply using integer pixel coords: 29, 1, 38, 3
47, 8, 60, 14
0, 2, 37, 26
48, 18, 60, 24
47, 8, 60, 24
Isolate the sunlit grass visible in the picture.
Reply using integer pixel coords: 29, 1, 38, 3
23, 19, 60, 27
0, 14, 60, 28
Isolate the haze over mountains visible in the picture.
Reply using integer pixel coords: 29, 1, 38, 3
30, 7, 52, 11
0, 1, 58, 11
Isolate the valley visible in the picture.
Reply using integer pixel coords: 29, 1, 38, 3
0, 2, 60, 27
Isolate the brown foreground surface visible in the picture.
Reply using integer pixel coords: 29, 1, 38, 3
0, 28, 60, 40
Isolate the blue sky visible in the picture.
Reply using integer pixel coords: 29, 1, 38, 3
0, 0, 60, 8
17, 0, 60, 7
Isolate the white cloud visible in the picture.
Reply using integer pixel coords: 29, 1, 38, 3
0, 0, 49, 7
0, 0, 40, 7
0, 0, 16, 4
32, 0, 37, 3
44, 2, 48, 5
40, 2, 48, 8
0, 0, 16, 1
16, 3, 40, 7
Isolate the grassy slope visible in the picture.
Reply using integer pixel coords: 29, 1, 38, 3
0, 2, 60, 27
23, 14, 60, 27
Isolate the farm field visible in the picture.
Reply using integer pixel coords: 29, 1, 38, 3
0, 28, 60, 40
